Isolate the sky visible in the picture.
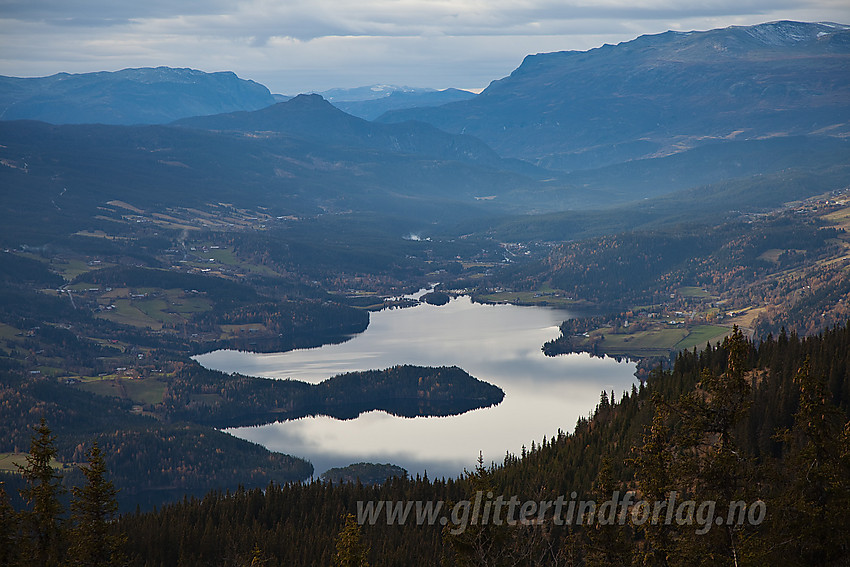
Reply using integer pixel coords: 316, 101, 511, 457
1, 0, 849, 95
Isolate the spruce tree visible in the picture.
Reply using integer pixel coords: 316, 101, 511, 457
249, 543, 267, 566
442, 454, 511, 566
583, 457, 633, 567
0, 482, 18, 566
629, 399, 674, 567
67, 441, 125, 567
768, 359, 850, 565
671, 327, 757, 565
18, 418, 65, 567
333, 513, 370, 567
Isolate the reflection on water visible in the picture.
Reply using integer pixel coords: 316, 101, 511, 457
194, 296, 636, 479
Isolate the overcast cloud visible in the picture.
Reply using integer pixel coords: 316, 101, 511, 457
1, 0, 848, 93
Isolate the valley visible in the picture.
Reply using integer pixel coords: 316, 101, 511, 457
2, 172, 847, 501
0, 19, 849, 566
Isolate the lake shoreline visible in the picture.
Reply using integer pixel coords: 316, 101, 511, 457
197, 295, 637, 478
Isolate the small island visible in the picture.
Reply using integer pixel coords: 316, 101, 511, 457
320, 462, 407, 485
160, 363, 505, 428
421, 291, 451, 305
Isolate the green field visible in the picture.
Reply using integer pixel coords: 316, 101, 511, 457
673, 325, 731, 351
168, 294, 211, 314
66, 282, 100, 291
201, 246, 238, 265
76, 376, 167, 405
478, 290, 580, 307
135, 298, 184, 325
186, 245, 285, 277
0, 452, 71, 473
678, 286, 712, 298
191, 260, 280, 277
52, 258, 96, 280
34, 365, 65, 377
97, 299, 163, 329
0, 322, 21, 340
595, 327, 690, 357
822, 205, 850, 230
96, 289, 211, 329
0, 452, 29, 473
756, 248, 784, 263
220, 323, 268, 339
576, 324, 731, 358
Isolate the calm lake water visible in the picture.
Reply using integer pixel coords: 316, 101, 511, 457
194, 296, 636, 479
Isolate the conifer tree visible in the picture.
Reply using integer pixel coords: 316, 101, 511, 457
768, 359, 850, 565
18, 418, 64, 567
629, 399, 673, 567
443, 453, 511, 566
333, 513, 369, 567
249, 543, 267, 566
67, 441, 125, 567
671, 327, 757, 565
583, 457, 632, 567
0, 482, 18, 566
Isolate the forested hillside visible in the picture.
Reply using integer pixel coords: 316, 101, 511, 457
21, 322, 835, 566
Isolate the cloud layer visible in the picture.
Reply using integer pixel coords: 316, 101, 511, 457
1, 0, 848, 93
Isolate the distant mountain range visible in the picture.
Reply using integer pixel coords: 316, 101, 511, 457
378, 21, 850, 171
173, 94, 521, 173
316, 86, 476, 120
319, 85, 433, 102
1, 20, 848, 244
0, 67, 276, 125
0, 72, 476, 125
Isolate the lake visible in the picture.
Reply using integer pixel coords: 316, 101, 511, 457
194, 296, 636, 479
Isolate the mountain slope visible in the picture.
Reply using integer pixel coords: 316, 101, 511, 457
379, 21, 850, 171
0, 118, 561, 243
173, 94, 532, 173
474, 161, 850, 243
329, 88, 476, 120
0, 67, 275, 125
565, 136, 850, 202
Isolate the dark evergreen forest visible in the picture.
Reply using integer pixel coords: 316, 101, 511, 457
4, 322, 846, 565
